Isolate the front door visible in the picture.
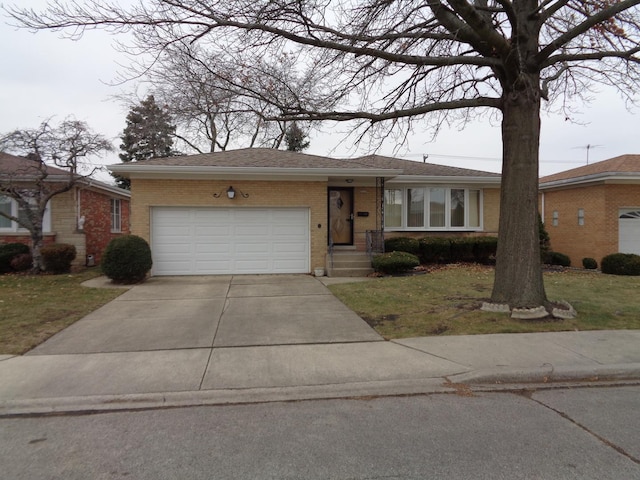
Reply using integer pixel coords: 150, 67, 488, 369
328, 187, 354, 245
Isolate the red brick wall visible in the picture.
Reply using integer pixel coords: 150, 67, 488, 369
80, 189, 131, 264
0, 234, 56, 248
541, 183, 640, 267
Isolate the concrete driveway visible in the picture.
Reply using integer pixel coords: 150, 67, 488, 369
28, 275, 383, 355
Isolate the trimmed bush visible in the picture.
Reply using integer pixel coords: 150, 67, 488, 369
0, 243, 30, 273
601, 253, 640, 276
582, 257, 598, 270
372, 251, 420, 274
41, 243, 77, 274
418, 237, 451, 264
473, 237, 498, 264
449, 237, 475, 263
384, 236, 420, 255
102, 235, 153, 284
10, 253, 33, 272
547, 251, 571, 267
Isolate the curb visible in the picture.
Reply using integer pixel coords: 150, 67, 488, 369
0, 378, 453, 417
449, 363, 640, 385
3, 369, 640, 417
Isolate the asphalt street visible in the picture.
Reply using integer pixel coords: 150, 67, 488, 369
1, 385, 638, 479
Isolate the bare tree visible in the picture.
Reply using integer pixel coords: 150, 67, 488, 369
0, 119, 113, 272
8, 0, 640, 308
134, 44, 330, 153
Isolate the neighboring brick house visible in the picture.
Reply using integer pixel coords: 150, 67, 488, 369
539, 155, 640, 267
0, 152, 131, 266
110, 148, 501, 277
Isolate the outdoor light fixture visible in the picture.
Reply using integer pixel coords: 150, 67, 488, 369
213, 186, 249, 199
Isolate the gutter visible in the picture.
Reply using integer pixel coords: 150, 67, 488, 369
540, 172, 640, 189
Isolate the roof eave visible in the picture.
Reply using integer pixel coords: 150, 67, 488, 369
387, 175, 501, 185
539, 172, 640, 189
109, 164, 403, 179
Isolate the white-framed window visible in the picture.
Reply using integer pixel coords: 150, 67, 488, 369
552, 210, 559, 227
0, 195, 51, 232
577, 208, 585, 226
384, 187, 482, 230
111, 198, 122, 233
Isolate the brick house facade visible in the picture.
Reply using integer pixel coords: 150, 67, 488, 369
539, 155, 640, 267
112, 148, 501, 276
1, 152, 131, 266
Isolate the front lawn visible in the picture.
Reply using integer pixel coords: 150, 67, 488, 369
0, 269, 126, 355
328, 265, 640, 339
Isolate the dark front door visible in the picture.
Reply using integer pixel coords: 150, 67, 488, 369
328, 187, 354, 245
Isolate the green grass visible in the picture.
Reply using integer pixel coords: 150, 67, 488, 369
329, 265, 640, 339
0, 269, 126, 355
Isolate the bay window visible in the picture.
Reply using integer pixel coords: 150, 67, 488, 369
384, 187, 482, 230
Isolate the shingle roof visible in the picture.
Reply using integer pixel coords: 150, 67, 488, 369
0, 151, 70, 177
349, 154, 500, 177
130, 148, 500, 177
540, 154, 640, 184
0, 151, 129, 197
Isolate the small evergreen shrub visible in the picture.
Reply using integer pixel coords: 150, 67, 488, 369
539, 214, 551, 261
0, 243, 30, 273
449, 237, 475, 263
473, 237, 498, 264
372, 251, 420, 274
384, 237, 420, 254
41, 243, 77, 274
10, 253, 33, 272
547, 251, 571, 267
418, 237, 451, 263
582, 257, 598, 270
102, 235, 153, 283
601, 253, 640, 276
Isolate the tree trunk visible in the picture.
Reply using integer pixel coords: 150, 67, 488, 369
30, 227, 45, 274
491, 82, 547, 308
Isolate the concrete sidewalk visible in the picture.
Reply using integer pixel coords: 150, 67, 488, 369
0, 276, 639, 416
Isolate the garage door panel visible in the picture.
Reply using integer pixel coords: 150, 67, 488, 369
152, 207, 309, 275
619, 209, 640, 255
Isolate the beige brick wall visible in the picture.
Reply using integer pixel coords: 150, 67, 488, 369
353, 186, 379, 250
541, 183, 640, 266
131, 179, 328, 272
51, 188, 86, 265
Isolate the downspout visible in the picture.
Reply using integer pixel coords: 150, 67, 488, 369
540, 191, 545, 223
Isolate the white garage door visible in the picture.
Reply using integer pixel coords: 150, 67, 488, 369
151, 207, 310, 275
619, 209, 640, 255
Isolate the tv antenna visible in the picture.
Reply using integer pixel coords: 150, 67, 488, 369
572, 144, 602, 164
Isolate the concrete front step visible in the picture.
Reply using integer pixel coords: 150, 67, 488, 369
327, 267, 375, 277
326, 252, 374, 277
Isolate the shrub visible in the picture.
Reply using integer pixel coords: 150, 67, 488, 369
10, 253, 33, 272
547, 251, 571, 267
41, 243, 77, 274
473, 237, 498, 264
539, 214, 551, 261
449, 237, 476, 263
372, 251, 420, 274
102, 235, 153, 283
0, 243, 30, 273
601, 253, 640, 276
384, 236, 420, 254
418, 237, 451, 264
582, 257, 598, 270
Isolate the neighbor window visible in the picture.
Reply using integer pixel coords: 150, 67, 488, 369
384, 188, 482, 230
552, 210, 559, 227
111, 198, 122, 232
0, 196, 11, 229
0, 195, 51, 232
578, 208, 585, 226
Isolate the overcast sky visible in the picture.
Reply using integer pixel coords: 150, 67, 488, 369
2, 1, 638, 182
